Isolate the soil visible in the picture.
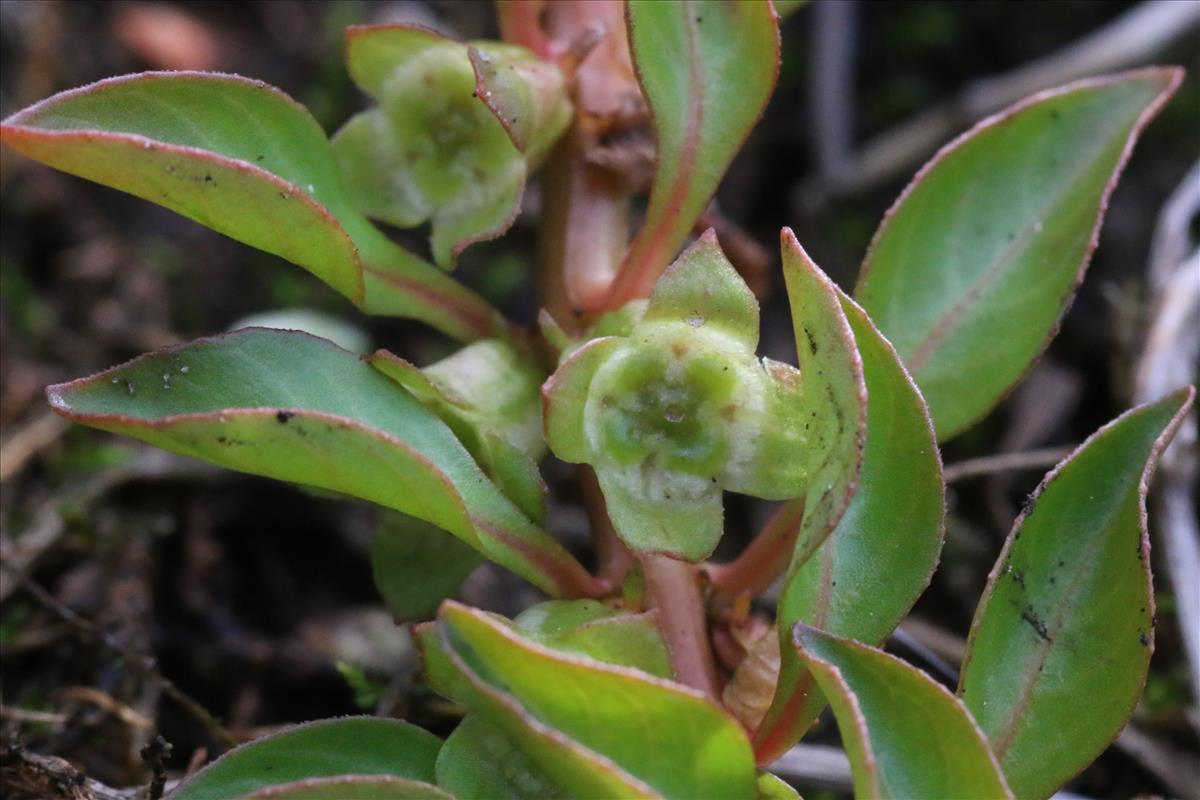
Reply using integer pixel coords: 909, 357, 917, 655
1, 2, 1196, 798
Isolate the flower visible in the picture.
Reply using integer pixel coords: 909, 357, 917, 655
543, 231, 809, 562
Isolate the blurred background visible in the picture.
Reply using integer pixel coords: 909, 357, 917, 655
1, 1, 1197, 797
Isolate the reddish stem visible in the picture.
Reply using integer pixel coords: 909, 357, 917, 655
705, 500, 805, 600
579, 466, 633, 585
640, 553, 722, 701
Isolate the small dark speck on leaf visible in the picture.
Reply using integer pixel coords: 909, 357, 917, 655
1139, 632, 1149, 647
276, 410, 294, 423
1057, 560, 1065, 567
204, 174, 213, 183
804, 328, 818, 355
1020, 493, 1038, 517
1021, 606, 1052, 642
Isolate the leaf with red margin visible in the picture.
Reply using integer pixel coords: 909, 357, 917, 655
46, 328, 596, 598
855, 68, 1183, 439
170, 717, 441, 800
0, 71, 501, 342
436, 714, 564, 799
778, 230, 866, 573
603, 0, 780, 309
751, 288, 943, 766
438, 600, 758, 799
240, 776, 452, 800
959, 387, 1195, 799
794, 625, 1013, 799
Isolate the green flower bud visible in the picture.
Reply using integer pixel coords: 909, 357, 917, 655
544, 231, 809, 561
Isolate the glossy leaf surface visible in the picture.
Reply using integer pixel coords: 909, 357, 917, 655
754, 290, 942, 764
959, 387, 1194, 799
240, 776, 451, 800
439, 601, 758, 799
46, 329, 594, 597
795, 626, 1012, 799
371, 514, 482, 622
605, 0, 779, 306
436, 714, 563, 799
171, 717, 441, 800
856, 69, 1182, 438
0, 72, 502, 341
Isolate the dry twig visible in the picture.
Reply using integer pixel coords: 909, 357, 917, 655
1135, 163, 1200, 726
803, 1, 1200, 199
1, 567, 237, 749
943, 446, 1076, 484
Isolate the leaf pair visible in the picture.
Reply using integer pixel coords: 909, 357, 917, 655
425, 600, 759, 798
751, 65, 1184, 766
783, 389, 1192, 798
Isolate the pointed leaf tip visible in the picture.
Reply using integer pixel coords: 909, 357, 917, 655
794, 625, 1013, 799
959, 386, 1194, 799
856, 68, 1184, 439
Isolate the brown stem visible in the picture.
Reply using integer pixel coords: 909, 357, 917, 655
579, 466, 633, 585
534, 0, 643, 330
538, 125, 631, 327
640, 553, 722, 701
705, 500, 805, 600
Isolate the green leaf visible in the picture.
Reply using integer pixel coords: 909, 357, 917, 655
370, 341, 548, 522
855, 68, 1182, 439
753, 288, 942, 764
795, 625, 1013, 799
414, 621, 474, 706
779, 230, 866, 572
756, 772, 800, 800
605, 0, 780, 306
46, 328, 595, 598
171, 717, 442, 800
0, 72, 504, 342
239, 776, 452, 800
436, 714, 563, 799
334, 25, 569, 266
439, 600, 758, 799
640, 231, 760, 347
958, 387, 1194, 799
371, 514, 482, 622
514, 599, 672, 678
